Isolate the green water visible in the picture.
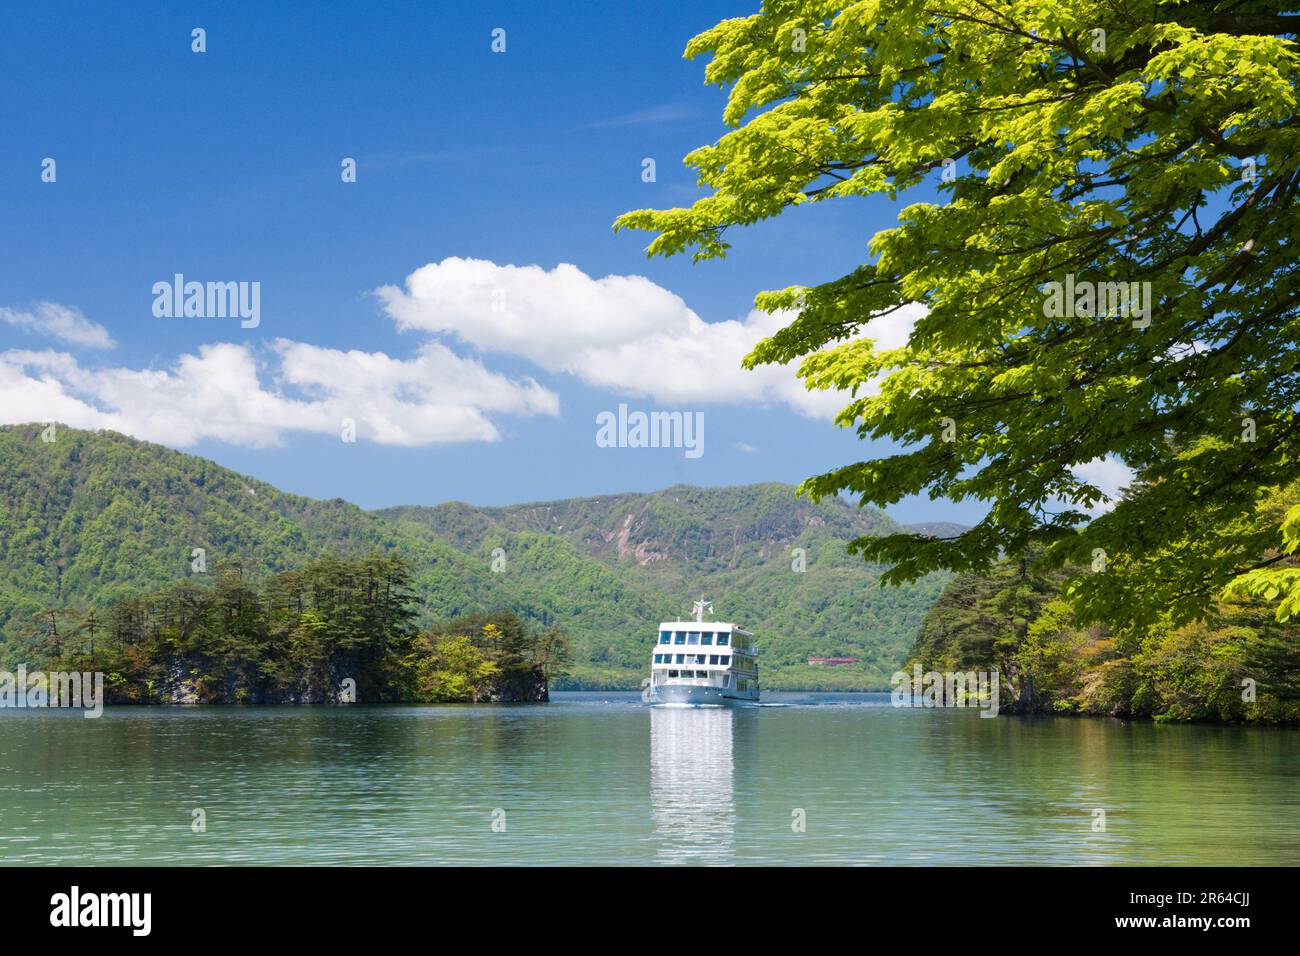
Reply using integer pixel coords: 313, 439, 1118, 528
1, 692, 1297, 865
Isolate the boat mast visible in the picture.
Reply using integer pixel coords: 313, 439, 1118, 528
693, 597, 712, 623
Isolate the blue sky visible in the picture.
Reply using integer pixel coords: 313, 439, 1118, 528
0, 0, 983, 525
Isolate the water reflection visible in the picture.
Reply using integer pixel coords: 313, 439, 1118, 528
1, 696, 1295, 865
650, 706, 736, 864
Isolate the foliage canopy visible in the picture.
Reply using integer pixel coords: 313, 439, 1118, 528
618, 1, 1300, 630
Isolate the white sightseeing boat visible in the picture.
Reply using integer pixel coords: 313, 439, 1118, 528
647, 599, 759, 706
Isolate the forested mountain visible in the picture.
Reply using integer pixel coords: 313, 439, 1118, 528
0, 424, 954, 689
378, 484, 954, 687
0, 424, 503, 635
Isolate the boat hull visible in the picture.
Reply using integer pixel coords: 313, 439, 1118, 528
651, 683, 756, 707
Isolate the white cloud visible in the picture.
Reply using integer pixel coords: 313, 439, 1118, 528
376, 257, 921, 419
0, 341, 557, 448
0, 302, 115, 349
1072, 456, 1136, 514
272, 339, 558, 445
1, 260, 921, 451
376, 258, 688, 367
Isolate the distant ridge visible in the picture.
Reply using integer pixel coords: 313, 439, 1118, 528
0, 424, 958, 689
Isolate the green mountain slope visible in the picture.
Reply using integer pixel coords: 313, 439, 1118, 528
380, 485, 954, 686
0, 424, 954, 689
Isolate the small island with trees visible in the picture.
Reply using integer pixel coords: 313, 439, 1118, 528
7, 553, 571, 705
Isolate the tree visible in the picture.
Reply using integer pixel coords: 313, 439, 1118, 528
30, 607, 78, 659
77, 608, 101, 658
414, 633, 501, 703
617, 1, 1300, 630
532, 624, 574, 681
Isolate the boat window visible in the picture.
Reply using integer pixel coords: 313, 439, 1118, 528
674, 632, 686, 644
687, 632, 700, 645
673, 654, 683, 664
668, 669, 679, 678
720, 656, 730, 666
709, 655, 718, 665
696, 670, 708, 679
716, 634, 729, 646
659, 633, 670, 644
701, 634, 713, 645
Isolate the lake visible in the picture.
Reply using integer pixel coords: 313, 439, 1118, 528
2, 692, 1297, 865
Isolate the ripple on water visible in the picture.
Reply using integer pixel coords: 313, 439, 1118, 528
0, 696, 1296, 865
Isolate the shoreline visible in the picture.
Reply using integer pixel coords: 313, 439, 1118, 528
6, 689, 1295, 728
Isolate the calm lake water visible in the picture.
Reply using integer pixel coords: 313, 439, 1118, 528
2, 692, 1297, 865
